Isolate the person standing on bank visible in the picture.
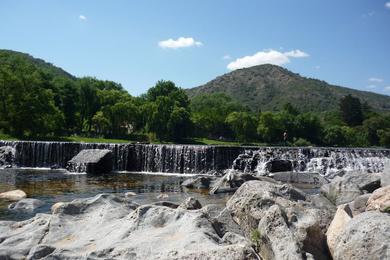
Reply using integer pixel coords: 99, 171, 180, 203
283, 130, 288, 146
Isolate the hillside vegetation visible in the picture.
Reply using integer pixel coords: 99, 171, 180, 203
187, 64, 390, 112
1, 49, 390, 147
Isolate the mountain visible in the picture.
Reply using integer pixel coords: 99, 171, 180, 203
0, 49, 75, 80
186, 64, 390, 112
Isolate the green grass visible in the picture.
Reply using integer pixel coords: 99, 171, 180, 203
0, 134, 267, 146
0, 133, 18, 141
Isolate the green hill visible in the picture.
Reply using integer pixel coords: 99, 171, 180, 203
187, 64, 390, 112
0, 49, 75, 80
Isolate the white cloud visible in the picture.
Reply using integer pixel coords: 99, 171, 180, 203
222, 55, 231, 60
368, 77, 383, 83
385, 2, 390, 9
385, 86, 390, 91
367, 85, 377, 89
227, 49, 309, 70
79, 15, 87, 21
158, 37, 203, 49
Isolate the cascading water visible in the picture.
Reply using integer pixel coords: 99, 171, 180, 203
232, 147, 390, 177
0, 141, 389, 175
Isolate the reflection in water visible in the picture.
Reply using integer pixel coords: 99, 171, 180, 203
0, 169, 229, 221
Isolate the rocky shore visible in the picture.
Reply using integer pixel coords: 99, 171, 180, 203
0, 164, 389, 259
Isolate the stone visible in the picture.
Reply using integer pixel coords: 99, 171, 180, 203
226, 181, 331, 259
151, 201, 179, 209
8, 198, 45, 213
209, 169, 277, 194
380, 160, 390, 186
265, 159, 293, 173
326, 204, 353, 258
348, 194, 371, 216
66, 149, 113, 174
51, 202, 65, 214
0, 189, 27, 201
333, 211, 390, 260
125, 191, 137, 197
271, 171, 329, 187
156, 193, 169, 199
181, 176, 214, 189
0, 193, 258, 259
178, 197, 202, 210
0, 146, 15, 167
366, 185, 390, 212
320, 171, 381, 205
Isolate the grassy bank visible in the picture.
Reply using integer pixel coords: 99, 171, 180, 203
0, 134, 266, 146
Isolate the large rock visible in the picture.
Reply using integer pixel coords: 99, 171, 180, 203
366, 185, 390, 212
210, 169, 276, 194
0, 146, 15, 167
0, 194, 258, 259
181, 176, 214, 189
265, 159, 293, 173
320, 171, 381, 205
226, 180, 331, 259
326, 204, 353, 258
271, 171, 329, 187
333, 211, 390, 260
8, 198, 45, 213
0, 189, 27, 201
66, 149, 113, 174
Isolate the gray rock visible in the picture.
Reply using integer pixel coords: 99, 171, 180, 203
348, 193, 371, 216
226, 180, 331, 259
178, 197, 202, 210
320, 171, 381, 205
151, 201, 179, 209
265, 159, 293, 173
0, 146, 15, 167
8, 198, 45, 213
0, 193, 258, 259
271, 171, 329, 187
366, 185, 390, 212
333, 211, 390, 260
210, 169, 277, 194
66, 149, 113, 174
181, 176, 214, 189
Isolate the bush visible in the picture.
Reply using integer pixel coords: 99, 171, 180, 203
293, 138, 312, 147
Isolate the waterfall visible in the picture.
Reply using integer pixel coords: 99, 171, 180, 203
0, 141, 389, 175
232, 147, 390, 177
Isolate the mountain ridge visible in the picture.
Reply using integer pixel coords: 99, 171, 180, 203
186, 64, 390, 112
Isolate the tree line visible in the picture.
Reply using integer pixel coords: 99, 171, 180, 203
0, 55, 389, 147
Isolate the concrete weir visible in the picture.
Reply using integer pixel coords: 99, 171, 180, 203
0, 140, 389, 175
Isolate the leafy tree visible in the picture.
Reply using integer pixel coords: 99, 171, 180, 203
322, 126, 348, 147
339, 94, 363, 126
225, 112, 258, 142
295, 113, 322, 144
257, 112, 285, 143
377, 129, 390, 148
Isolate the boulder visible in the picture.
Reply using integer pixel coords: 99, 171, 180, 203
271, 171, 329, 187
181, 176, 214, 189
320, 171, 381, 205
66, 149, 113, 174
333, 211, 390, 260
226, 181, 331, 259
0, 189, 26, 201
348, 193, 371, 216
380, 160, 390, 186
0, 146, 15, 167
8, 198, 45, 213
265, 159, 293, 173
210, 169, 276, 194
366, 185, 390, 212
0, 193, 258, 259
326, 204, 353, 258
178, 197, 202, 210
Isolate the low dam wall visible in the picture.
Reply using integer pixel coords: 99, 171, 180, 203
0, 141, 389, 175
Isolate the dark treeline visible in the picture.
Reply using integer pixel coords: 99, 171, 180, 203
0, 53, 390, 147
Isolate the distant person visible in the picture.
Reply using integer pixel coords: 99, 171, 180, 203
283, 130, 288, 145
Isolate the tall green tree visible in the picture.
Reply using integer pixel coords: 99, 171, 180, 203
339, 94, 363, 126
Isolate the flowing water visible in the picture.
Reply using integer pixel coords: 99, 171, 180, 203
0, 168, 229, 221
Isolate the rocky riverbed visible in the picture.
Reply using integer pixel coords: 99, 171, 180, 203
0, 165, 389, 259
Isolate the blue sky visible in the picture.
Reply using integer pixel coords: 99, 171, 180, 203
1, 0, 390, 96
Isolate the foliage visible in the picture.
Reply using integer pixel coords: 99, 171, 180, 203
339, 94, 363, 126
225, 112, 258, 142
